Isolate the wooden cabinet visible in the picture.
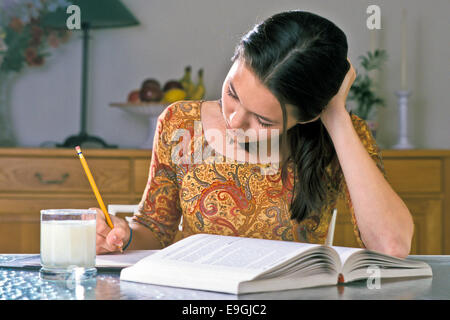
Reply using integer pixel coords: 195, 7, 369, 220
0, 148, 151, 253
1, 148, 449, 255
334, 149, 450, 255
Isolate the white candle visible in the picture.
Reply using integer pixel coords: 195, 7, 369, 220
370, 29, 377, 53
401, 8, 407, 90
369, 29, 379, 85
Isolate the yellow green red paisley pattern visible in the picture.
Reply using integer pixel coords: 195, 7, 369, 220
132, 100, 386, 249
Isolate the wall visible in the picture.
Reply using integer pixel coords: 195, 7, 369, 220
8, 0, 450, 149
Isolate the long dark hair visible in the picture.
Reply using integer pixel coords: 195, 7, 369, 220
231, 10, 350, 224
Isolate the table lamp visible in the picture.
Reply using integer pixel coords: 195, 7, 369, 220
42, 0, 139, 148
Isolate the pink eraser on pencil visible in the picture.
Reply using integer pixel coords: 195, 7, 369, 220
75, 146, 81, 153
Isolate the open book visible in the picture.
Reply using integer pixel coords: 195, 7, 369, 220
120, 233, 433, 295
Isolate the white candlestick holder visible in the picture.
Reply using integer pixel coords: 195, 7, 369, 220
392, 90, 415, 149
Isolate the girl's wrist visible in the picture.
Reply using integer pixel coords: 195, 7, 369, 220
122, 225, 133, 251
321, 107, 351, 133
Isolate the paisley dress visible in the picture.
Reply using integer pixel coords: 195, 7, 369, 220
132, 100, 386, 249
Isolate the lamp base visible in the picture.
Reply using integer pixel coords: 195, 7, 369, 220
56, 133, 117, 149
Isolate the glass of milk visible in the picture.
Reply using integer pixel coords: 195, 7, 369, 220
40, 209, 97, 281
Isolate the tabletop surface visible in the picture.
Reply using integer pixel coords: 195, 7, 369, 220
0, 255, 448, 300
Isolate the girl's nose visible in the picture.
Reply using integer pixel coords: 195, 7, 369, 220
228, 106, 249, 130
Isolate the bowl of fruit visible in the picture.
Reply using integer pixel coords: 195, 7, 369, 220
110, 66, 205, 149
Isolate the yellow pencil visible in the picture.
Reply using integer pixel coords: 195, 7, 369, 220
75, 146, 122, 252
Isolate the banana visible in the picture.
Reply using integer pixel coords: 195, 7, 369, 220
161, 88, 187, 103
191, 68, 205, 100
179, 65, 196, 99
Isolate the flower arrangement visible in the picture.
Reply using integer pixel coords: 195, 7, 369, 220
0, 0, 72, 73
348, 49, 389, 120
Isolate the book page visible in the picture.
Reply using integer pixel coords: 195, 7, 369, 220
150, 234, 321, 272
121, 234, 326, 294
330, 246, 433, 283
331, 246, 364, 265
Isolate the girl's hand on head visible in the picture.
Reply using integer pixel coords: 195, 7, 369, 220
320, 58, 356, 125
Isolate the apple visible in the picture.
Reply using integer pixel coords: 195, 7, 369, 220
141, 78, 161, 90
140, 86, 163, 102
163, 80, 183, 92
127, 90, 140, 103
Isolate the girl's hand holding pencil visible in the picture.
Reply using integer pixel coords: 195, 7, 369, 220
91, 207, 131, 254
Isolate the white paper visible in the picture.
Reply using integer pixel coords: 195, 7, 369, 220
96, 250, 158, 268
0, 250, 158, 269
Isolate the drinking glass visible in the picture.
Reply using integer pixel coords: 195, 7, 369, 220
40, 209, 97, 280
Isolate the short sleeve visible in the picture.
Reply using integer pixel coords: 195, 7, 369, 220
340, 113, 388, 248
131, 104, 182, 248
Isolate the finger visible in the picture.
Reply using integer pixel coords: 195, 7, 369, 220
97, 242, 119, 255
100, 231, 121, 252
96, 233, 111, 254
96, 244, 112, 255
96, 233, 106, 246
346, 58, 355, 72
97, 221, 111, 238
106, 227, 127, 249
96, 233, 114, 254
106, 229, 126, 248
93, 208, 112, 238
96, 228, 123, 254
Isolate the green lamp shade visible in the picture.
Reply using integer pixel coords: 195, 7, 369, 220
42, 0, 139, 29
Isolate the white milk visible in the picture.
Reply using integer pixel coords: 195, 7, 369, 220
40, 220, 96, 269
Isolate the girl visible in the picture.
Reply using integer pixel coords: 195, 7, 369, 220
93, 10, 413, 258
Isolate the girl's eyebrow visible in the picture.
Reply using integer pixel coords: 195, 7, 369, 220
229, 81, 279, 124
